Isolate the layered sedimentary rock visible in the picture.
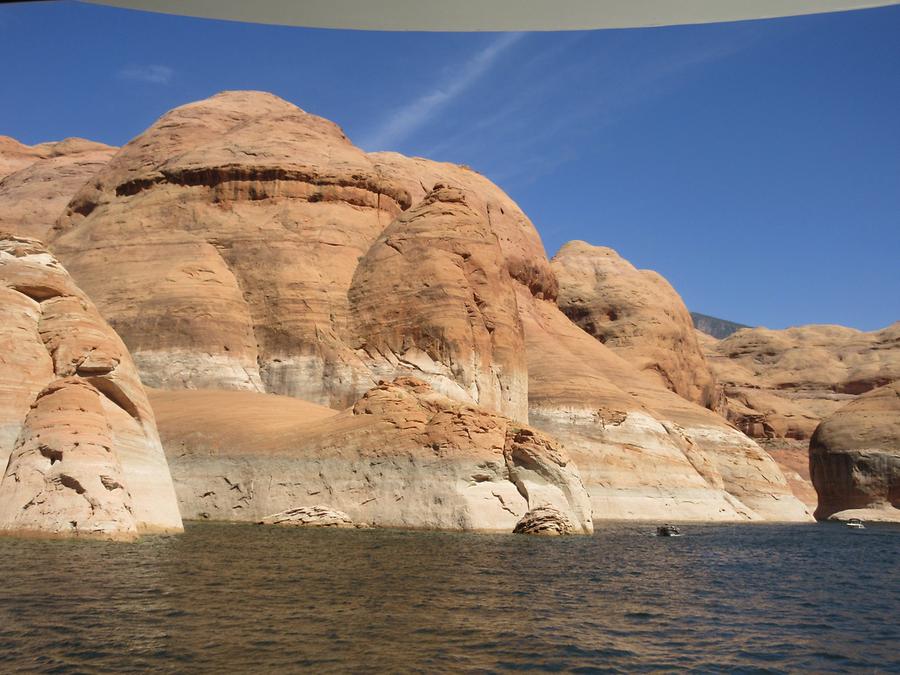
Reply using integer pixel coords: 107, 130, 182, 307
49, 93, 550, 422
701, 323, 900, 440
150, 378, 593, 533
0, 234, 182, 539
43, 91, 811, 524
367, 152, 558, 302
0, 137, 116, 241
51, 91, 408, 405
513, 506, 575, 536
520, 288, 810, 521
349, 185, 527, 422
810, 382, 900, 522
259, 506, 356, 528
552, 241, 717, 408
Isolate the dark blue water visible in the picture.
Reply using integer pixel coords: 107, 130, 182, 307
0, 522, 897, 673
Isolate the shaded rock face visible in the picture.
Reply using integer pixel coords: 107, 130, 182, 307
553, 241, 717, 408
259, 506, 356, 528
520, 287, 810, 522
513, 505, 574, 536
151, 378, 593, 534
49, 92, 547, 422
700, 323, 900, 440
0, 234, 182, 539
349, 186, 527, 422
758, 439, 818, 511
691, 312, 749, 340
810, 382, 900, 522
0, 137, 116, 242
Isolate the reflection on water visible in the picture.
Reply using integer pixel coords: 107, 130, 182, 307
0, 522, 897, 672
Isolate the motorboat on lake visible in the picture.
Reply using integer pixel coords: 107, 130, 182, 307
656, 524, 682, 537
845, 518, 865, 529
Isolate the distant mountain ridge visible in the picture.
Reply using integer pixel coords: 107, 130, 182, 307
691, 312, 749, 339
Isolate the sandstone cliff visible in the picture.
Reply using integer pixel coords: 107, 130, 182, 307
0, 234, 183, 539
349, 185, 527, 422
520, 288, 810, 521
44, 91, 811, 523
49, 92, 541, 423
0, 137, 115, 241
701, 323, 900, 440
552, 241, 717, 408
809, 382, 900, 522
150, 378, 593, 533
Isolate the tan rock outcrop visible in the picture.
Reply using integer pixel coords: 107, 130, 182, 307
51, 91, 411, 406
0, 137, 116, 241
150, 378, 593, 533
48, 93, 552, 421
520, 287, 810, 522
759, 439, 818, 511
42, 91, 811, 524
810, 382, 900, 522
552, 241, 717, 408
513, 505, 575, 535
367, 153, 558, 302
259, 505, 356, 528
349, 185, 527, 421
701, 323, 900, 440
0, 234, 183, 539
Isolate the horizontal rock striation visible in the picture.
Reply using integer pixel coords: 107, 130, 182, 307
520, 287, 810, 522
0, 234, 182, 539
35, 91, 815, 524
151, 378, 593, 533
259, 505, 357, 528
701, 322, 900, 440
513, 505, 575, 535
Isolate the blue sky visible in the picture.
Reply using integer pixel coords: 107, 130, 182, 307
1, 1, 898, 331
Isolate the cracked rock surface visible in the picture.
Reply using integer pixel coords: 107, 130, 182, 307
513, 505, 575, 535
0, 234, 183, 539
259, 505, 356, 528
151, 377, 593, 533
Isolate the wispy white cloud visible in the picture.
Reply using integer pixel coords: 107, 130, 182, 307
359, 32, 526, 151
427, 31, 764, 188
118, 64, 174, 85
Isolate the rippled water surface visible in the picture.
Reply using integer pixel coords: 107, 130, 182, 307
1, 522, 898, 673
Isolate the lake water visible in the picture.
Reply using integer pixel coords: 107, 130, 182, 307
0, 522, 897, 673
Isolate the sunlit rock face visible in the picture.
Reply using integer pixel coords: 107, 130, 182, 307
519, 288, 811, 522
151, 378, 593, 534
552, 240, 718, 409
810, 382, 900, 523
0, 234, 183, 540
49, 92, 542, 422
42, 91, 812, 523
0, 137, 116, 242
700, 322, 900, 441
349, 185, 528, 423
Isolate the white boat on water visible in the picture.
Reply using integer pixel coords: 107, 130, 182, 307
845, 518, 866, 529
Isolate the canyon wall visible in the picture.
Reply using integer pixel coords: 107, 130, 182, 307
0, 234, 182, 539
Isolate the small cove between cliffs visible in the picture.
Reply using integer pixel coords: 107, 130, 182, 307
1, 522, 897, 672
